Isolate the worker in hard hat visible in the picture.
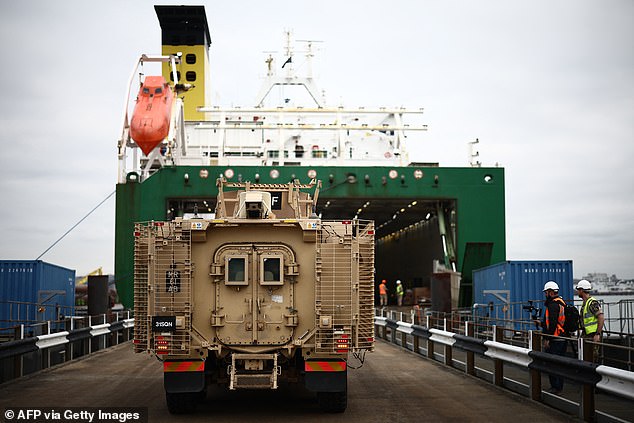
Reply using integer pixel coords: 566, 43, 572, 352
538, 280, 568, 394
575, 279, 604, 363
396, 280, 404, 306
379, 279, 388, 307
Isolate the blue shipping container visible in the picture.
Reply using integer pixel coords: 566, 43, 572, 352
473, 260, 574, 331
0, 260, 76, 329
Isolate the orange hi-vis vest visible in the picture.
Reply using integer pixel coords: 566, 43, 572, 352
379, 283, 387, 295
546, 297, 566, 337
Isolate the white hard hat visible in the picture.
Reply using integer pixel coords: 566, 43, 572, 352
575, 279, 592, 291
543, 281, 559, 292
396, 280, 401, 284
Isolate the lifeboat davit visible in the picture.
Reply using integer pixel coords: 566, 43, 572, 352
130, 76, 174, 156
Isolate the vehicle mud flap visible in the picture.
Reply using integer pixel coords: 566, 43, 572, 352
165, 392, 198, 415
163, 361, 206, 394
304, 360, 347, 392
317, 389, 347, 413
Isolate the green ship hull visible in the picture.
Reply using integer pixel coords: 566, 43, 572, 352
115, 165, 505, 309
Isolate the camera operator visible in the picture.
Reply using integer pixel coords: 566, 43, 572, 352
533, 281, 568, 394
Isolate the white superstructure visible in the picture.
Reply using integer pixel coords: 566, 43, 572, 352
118, 32, 427, 183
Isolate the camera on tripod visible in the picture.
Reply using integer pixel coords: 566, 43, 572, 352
522, 300, 542, 321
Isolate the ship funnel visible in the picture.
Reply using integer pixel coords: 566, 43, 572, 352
236, 191, 272, 219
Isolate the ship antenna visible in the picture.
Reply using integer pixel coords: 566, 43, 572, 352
468, 138, 481, 167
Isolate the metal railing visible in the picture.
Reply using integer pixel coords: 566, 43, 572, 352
0, 311, 134, 384
375, 308, 634, 423
405, 299, 634, 370
0, 300, 76, 337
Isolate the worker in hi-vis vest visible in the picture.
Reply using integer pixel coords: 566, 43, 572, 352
575, 279, 604, 363
396, 280, 404, 306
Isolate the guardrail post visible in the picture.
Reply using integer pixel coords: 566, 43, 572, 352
529, 330, 542, 400
63, 318, 71, 363
466, 321, 475, 376
45, 321, 51, 370
444, 318, 453, 367
125, 311, 132, 341
87, 315, 92, 352
413, 328, 420, 355
427, 315, 434, 359
71, 318, 76, 360
14, 325, 24, 379
493, 325, 504, 386
401, 328, 407, 350
581, 338, 595, 422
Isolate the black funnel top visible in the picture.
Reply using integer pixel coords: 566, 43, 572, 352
155, 5, 211, 46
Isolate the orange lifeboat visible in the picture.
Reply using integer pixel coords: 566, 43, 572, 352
130, 76, 174, 156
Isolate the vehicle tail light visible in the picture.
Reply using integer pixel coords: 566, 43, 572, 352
336, 334, 349, 353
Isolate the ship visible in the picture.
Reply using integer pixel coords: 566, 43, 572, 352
114, 5, 506, 310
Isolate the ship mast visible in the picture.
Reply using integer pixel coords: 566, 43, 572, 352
254, 31, 323, 108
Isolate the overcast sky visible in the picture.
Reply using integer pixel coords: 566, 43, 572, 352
0, 0, 632, 280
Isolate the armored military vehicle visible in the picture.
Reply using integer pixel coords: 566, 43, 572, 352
133, 179, 375, 413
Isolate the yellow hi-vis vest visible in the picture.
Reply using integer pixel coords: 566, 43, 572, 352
582, 297, 599, 335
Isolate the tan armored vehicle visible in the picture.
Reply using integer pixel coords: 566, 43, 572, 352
133, 179, 375, 413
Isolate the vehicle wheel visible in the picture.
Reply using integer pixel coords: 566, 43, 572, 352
317, 390, 347, 413
165, 392, 197, 414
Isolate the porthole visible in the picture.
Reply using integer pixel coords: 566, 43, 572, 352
185, 53, 196, 64
186, 71, 196, 82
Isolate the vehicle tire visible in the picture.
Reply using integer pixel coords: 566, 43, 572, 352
317, 390, 347, 413
165, 392, 197, 414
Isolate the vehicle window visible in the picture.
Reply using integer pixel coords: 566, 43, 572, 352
227, 257, 246, 283
155, 87, 163, 95
261, 256, 283, 285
